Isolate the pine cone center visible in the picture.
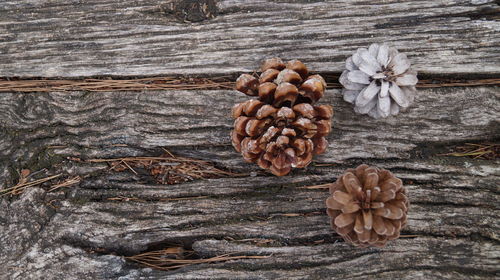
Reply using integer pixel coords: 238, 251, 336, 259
358, 188, 382, 210
371, 67, 396, 83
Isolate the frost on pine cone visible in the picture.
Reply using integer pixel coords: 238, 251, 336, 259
339, 43, 418, 119
232, 58, 333, 176
326, 164, 408, 247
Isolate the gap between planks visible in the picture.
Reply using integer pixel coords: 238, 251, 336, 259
0, 75, 499, 93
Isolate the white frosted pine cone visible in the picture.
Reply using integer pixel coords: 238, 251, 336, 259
339, 43, 418, 119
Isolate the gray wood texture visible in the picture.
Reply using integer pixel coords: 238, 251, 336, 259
1, 87, 499, 279
1, 0, 500, 279
0, 0, 499, 77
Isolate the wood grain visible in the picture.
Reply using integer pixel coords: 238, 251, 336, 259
0, 86, 498, 279
1, 1, 499, 277
0, 0, 499, 77
0, 158, 498, 279
0, 87, 498, 171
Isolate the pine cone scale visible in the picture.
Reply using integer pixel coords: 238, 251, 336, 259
342, 201, 361, 213
311, 137, 327, 155
362, 210, 373, 230
342, 172, 361, 193
234, 116, 249, 134
335, 213, 356, 228
235, 74, 259, 96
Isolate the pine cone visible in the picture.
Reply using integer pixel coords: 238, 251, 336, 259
339, 43, 418, 119
231, 100, 332, 176
236, 58, 327, 107
232, 58, 332, 176
326, 164, 409, 247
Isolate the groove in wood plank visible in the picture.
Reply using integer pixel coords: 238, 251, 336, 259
1, 76, 500, 93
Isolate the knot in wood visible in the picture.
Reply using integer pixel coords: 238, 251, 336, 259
162, 0, 218, 23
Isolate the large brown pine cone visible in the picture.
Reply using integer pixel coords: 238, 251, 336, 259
232, 58, 332, 176
326, 164, 408, 247
236, 58, 327, 107
231, 100, 333, 176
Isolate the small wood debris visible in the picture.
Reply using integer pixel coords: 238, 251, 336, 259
1, 76, 497, 93
225, 237, 275, 246
107, 196, 146, 202
89, 152, 245, 184
439, 142, 499, 160
0, 76, 233, 93
297, 183, 332, 189
268, 211, 323, 219
0, 171, 63, 196
48, 176, 81, 192
1, 168, 81, 197
126, 247, 270, 271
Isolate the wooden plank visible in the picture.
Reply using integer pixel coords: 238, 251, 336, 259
0, 0, 499, 77
190, 237, 499, 279
1, 158, 498, 279
0, 86, 498, 278
0, 87, 498, 172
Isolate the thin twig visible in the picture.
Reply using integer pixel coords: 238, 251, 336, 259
121, 160, 138, 175
438, 143, 499, 160
87, 153, 246, 185
48, 176, 81, 192
313, 163, 336, 167
107, 196, 146, 202
0, 77, 233, 93
162, 148, 176, 158
88, 157, 207, 163
298, 183, 332, 189
160, 196, 209, 201
125, 249, 271, 271
1, 174, 62, 196
1, 77, 499, 93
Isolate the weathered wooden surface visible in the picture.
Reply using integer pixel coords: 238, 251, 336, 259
0, 87, 498, 166
0, 87, 499, 279
0, 0, 499, 77
1, 0, 500, 279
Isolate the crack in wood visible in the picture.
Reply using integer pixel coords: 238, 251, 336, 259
0, 75, 499, 93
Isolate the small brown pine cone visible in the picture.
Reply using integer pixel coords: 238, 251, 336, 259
231, 100, 333, 176
235, 58, 327, 107
326, 164, 409, 247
